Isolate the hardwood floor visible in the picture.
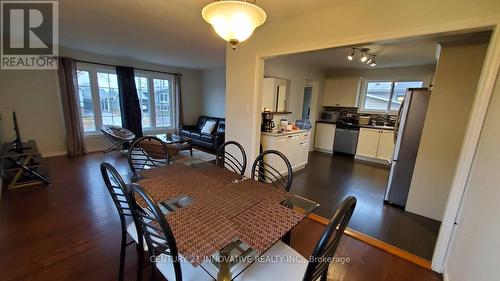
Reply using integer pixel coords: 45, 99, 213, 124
0, 151, 441, 280
291, 151, 441, 260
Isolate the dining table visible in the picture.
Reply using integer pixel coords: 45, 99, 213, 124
130, 158, 319, 281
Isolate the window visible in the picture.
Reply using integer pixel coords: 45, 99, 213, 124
76, 63, 175, 134
97, 72, 122, 127
134, 71, 174, 130
360, 80, 424, 113
76, 63, 122, 134
135, 76, 151, 128
76, 70, 95, 132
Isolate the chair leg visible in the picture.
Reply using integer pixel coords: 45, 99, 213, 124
282, 231, 291, 245
136, 243, 144, 281
150, 264, 157, 281
320, 270, 328, 281
119, 229, 127, 281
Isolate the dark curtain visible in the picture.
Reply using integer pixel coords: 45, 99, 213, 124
174, 73, 183, 133
57, 57, 87, 156
116, 66, 143, 137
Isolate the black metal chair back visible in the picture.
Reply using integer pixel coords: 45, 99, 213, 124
216, 141, 247, 175
302, 196, 357, 281
251, 150, 293, 191
127, 183, 182, 281
100, 162, 138, 281
128, 136, 169, 177
101, 162, 132, 222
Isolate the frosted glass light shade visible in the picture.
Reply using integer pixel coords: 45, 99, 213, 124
202, 1, 267, 48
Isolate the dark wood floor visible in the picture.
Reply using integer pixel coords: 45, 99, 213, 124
291, 151, 441, 260
0, 151, 441, 281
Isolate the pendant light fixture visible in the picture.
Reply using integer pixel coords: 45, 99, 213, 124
202, 0, 267, 49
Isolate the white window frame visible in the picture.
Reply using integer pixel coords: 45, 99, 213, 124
77, 63, 120, 135
358, 79, 425, 114
134, 70, 175, 134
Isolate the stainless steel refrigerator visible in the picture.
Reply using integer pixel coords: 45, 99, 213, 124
385, 88, 431, 207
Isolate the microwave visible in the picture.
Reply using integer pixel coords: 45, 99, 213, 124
319, 111, 339, 123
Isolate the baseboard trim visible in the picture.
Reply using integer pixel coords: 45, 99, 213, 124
354, 155, 390, 166
443, 267, 450, 281
42, 151, 68, 158
307, 213, 433, 270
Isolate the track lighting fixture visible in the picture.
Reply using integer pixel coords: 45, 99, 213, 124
346, 48, 378, 67
360, 50, 368, 62
347, 48, 355, 61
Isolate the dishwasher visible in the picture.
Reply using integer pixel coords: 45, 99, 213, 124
333, 126, 359, 155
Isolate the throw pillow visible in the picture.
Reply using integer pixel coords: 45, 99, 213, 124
201, 120, 217, 135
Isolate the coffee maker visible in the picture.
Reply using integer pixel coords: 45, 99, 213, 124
261, 111, 275, 132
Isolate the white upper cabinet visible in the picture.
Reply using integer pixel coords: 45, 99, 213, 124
262, 77, 288, 112
322, 77, 362, 107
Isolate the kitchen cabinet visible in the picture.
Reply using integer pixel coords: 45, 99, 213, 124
356, 128, 395, 164
262, 77, 289, 112
377, 130, 396, 161
261, 130, 310, 173
314, 123, 336, 153
322, 77, 362, 107
356, 128, 380, 158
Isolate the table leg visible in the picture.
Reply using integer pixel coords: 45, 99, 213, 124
8, 155, 50, 186
217, 248, 232, 281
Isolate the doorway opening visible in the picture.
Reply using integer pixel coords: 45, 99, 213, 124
302, 85, 313, 120
260, 29, 493, 263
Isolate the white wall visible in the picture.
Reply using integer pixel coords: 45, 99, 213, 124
0, 48, 204, 155
406, 43, 488, 221
263, 57, 325, 150
326, 64, 436, 87
0, 70, 66, 157
445, 71, 500, 281
201, 67, 226, 118
225, 0, 500, 177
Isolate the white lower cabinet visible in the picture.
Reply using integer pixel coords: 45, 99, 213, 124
314, 123, 336, 152
356, 129, 380, 158
261, 131, 311, 173
377, 130, 396, 161
356, 128, 395, 164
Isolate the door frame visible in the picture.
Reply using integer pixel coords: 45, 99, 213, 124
254, 17, 500, 273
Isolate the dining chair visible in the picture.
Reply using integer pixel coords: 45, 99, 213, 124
216, 141, 247, 175
100, 162, 144, 281
128, 136, 169, 179
235, 196, 357, 281
127, 183, 213, 281
251, 150, 293, 191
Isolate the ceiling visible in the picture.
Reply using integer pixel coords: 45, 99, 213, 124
266, 31, 492, 70
269, 39, 441, 70
59, 0, 339, 69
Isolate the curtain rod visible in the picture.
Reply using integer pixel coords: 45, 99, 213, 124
74, 59, 183, 76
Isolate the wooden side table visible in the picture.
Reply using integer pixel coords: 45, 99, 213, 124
0, 140, 50, 190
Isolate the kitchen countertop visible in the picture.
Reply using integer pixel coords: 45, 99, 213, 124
261, 129, 310, 136
316, 120, 395, 131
